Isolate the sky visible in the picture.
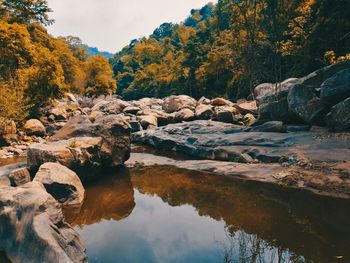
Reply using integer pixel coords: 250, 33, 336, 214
46, 0, 214, 53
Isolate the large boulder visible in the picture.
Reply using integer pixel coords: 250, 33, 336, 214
24, 119, 46, 137
287, 84, 328, 124
210, 98, 232, 107
320, 69, 350, 105
137, 115, 158, 130
325, 97, 350, 132
162, 95, 197, 113
0, 118, 17, 146
234, 101, 258, 115
49, 115, 131, 169
123, 106, 141, 115
255, 60, 350, 123
137, 108, 175, 126
213, 106, 241, 124
91, 99, 130, 114
34, 163, 85, 206
0, 182, 87, 262
175, 108, 195, 122
49, 108, 68, 121
8, 167, 31, 187
195, 104, 214, 120
132, 97, 164, 110
255, 79, 300, 122
27, 137, 125, 181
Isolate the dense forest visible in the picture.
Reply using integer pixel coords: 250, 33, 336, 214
111, 0, 350, 100
0, 0, 116, 123
1, 0, 350, 124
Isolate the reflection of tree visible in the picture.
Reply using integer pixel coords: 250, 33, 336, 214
131, 165, 350, 263
0, 251, 10, 263
219, 228, 306, 263
64, 171, 135, 227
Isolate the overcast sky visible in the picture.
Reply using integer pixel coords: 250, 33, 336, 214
46, 0, 213, 53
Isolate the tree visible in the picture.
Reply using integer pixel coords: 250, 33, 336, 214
0, 0, 53, 25
85, 55, 116, 96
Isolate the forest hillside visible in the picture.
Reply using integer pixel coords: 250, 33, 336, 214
0, 0, 116, 123
111, 0, 350, 100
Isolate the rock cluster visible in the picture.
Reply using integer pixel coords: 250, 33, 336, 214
255, 60, 350, 130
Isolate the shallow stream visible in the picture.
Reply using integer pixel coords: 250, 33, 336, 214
62, 165, 350, 263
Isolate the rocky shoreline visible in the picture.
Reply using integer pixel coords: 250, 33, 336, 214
0, 61, 349, 262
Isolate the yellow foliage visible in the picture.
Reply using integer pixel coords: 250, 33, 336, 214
85, 55, 116, 96
324, 51, 350, 65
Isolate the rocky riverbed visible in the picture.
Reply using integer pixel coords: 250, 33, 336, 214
0, 61, 349, 262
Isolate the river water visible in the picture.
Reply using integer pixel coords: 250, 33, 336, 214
63, 165, 350, 263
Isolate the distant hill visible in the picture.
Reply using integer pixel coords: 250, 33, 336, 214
86, 47, 113, 59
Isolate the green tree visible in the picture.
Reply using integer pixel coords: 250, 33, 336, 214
0, 0, 53, 25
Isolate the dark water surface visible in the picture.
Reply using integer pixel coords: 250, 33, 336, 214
63, 165, 350, 263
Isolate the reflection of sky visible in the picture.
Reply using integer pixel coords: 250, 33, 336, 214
76, 190, 298, 263
77, 189, 227, 263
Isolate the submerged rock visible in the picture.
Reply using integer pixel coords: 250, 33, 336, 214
0, 182, 87, 263
34, 162, 85, 206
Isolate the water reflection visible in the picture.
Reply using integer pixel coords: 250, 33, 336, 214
64, 170, 135, 226
0, 252, 10, 263
64, 166, 350, 263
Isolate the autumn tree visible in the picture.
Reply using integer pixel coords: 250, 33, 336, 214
84, 55, 116, 96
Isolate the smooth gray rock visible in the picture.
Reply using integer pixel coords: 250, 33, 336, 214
325, 97, 350, 131
34, 163, 85, 206
132, 120, 350, 164
250, 121, 287, 133
287, 84, 328, 124
320, 69, 350, 105
0, 182, 87, 263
